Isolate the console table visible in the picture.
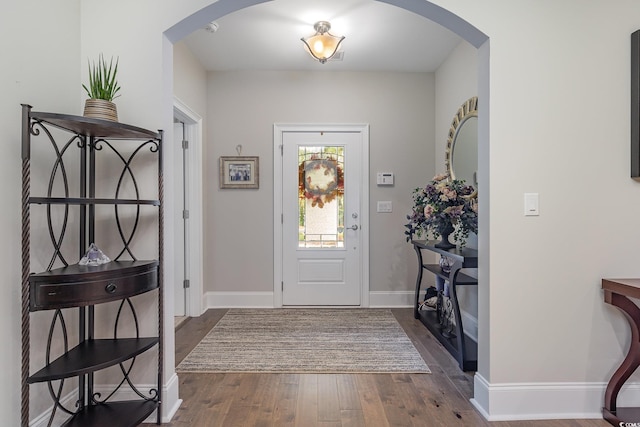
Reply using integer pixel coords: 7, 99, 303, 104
412, 240, 478, 371
602, 278, 640, 425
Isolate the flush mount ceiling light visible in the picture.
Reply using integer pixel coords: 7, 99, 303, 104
300, 21, 345, 64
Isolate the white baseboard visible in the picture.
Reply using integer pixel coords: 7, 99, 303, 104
30, 391, 78, 427
29, 376, 181, 426
160, 373, 182, 423
95, 377, 181, 424
471, 372, 634, 420
205, 291, 275, 308
205, 290, 419, 309
368, 291, 414, 307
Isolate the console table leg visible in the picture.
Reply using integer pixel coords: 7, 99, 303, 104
603, 291, 640, 419
448, 262, 466, 370
413, 245, 424, 319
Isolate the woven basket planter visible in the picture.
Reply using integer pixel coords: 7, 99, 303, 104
83, 99, 118, 122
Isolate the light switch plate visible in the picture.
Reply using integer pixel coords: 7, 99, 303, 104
377, 201, 393, 213
524, 193, 539, 216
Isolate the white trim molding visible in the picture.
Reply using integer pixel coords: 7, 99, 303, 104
204, 291, 465, 311
173, 97, 205, 317
470, 373, 632, 421
29, 375, 181, 426
161, 373, 183, 423
205, 291, 276, 309
369, 291, 414, 308
205, 291, 404, 310
29, 392, 77, 427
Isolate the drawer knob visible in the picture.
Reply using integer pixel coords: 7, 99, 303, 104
105, 283, 117, 294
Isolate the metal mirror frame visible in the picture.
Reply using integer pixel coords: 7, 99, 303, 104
445, 96, 478, 197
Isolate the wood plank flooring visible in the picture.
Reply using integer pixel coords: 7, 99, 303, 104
166, 308, 608, 427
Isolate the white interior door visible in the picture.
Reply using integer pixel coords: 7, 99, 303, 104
173, 121, 188, 316
173, 99, 204, 316
281, 129, 364, 306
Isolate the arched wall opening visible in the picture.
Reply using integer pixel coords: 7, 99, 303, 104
162, 0, 491, 417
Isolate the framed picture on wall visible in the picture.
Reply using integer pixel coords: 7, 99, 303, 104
219, 156, 259, 189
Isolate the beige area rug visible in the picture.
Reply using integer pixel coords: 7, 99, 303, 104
176, 308, 430, 374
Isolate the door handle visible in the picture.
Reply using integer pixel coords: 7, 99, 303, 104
348, 224, 359, 231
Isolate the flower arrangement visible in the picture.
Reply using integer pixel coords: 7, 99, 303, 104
404, 174, 478, 247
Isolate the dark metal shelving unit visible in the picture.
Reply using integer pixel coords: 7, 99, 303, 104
20, 105, 164, 427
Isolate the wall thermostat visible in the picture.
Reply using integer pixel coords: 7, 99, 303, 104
376, 172, 394, 185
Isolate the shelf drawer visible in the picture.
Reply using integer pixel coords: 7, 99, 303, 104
29, 260, 158, 311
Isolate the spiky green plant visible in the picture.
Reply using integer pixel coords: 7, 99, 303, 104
82, 54, 121, 101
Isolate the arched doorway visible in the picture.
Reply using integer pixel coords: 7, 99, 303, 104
163, 0, 490, 418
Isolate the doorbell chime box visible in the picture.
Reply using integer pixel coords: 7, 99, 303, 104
376, 172, 394, 185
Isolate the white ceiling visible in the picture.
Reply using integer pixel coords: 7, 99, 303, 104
180, 0, 463, 72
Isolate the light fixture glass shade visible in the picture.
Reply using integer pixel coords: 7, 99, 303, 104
301, 21, 345, 64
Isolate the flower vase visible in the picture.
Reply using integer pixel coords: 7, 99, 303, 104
434, 223, 456, 250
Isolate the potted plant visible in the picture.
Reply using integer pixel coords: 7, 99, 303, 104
82, 54, 121, 122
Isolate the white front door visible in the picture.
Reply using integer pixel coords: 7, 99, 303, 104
277, 125, 368, 306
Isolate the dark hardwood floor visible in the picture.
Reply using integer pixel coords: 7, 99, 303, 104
167, 308, 608, 427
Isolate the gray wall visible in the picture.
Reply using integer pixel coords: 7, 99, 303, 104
174, 41, 208, 117
435, 40, 479, 335
205, 70, 435, 298
2, 1, 81, 421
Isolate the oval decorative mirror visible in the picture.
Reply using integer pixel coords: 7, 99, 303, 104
445, 96, 478, 196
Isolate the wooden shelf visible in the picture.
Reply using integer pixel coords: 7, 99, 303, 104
31, 111, 160, 140
417, 309, 477, 371
30, 260, 158, 282
411, 240, 478, 267
61, 400, 158, 427
29, 197, 160, 206
28, 338, 159, 383
422, 264, 478, 285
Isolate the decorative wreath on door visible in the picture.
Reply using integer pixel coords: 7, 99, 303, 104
298, 156, 344, 208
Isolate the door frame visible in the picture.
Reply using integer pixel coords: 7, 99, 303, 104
173, 97, 204, 316
273, 123, 370, 308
